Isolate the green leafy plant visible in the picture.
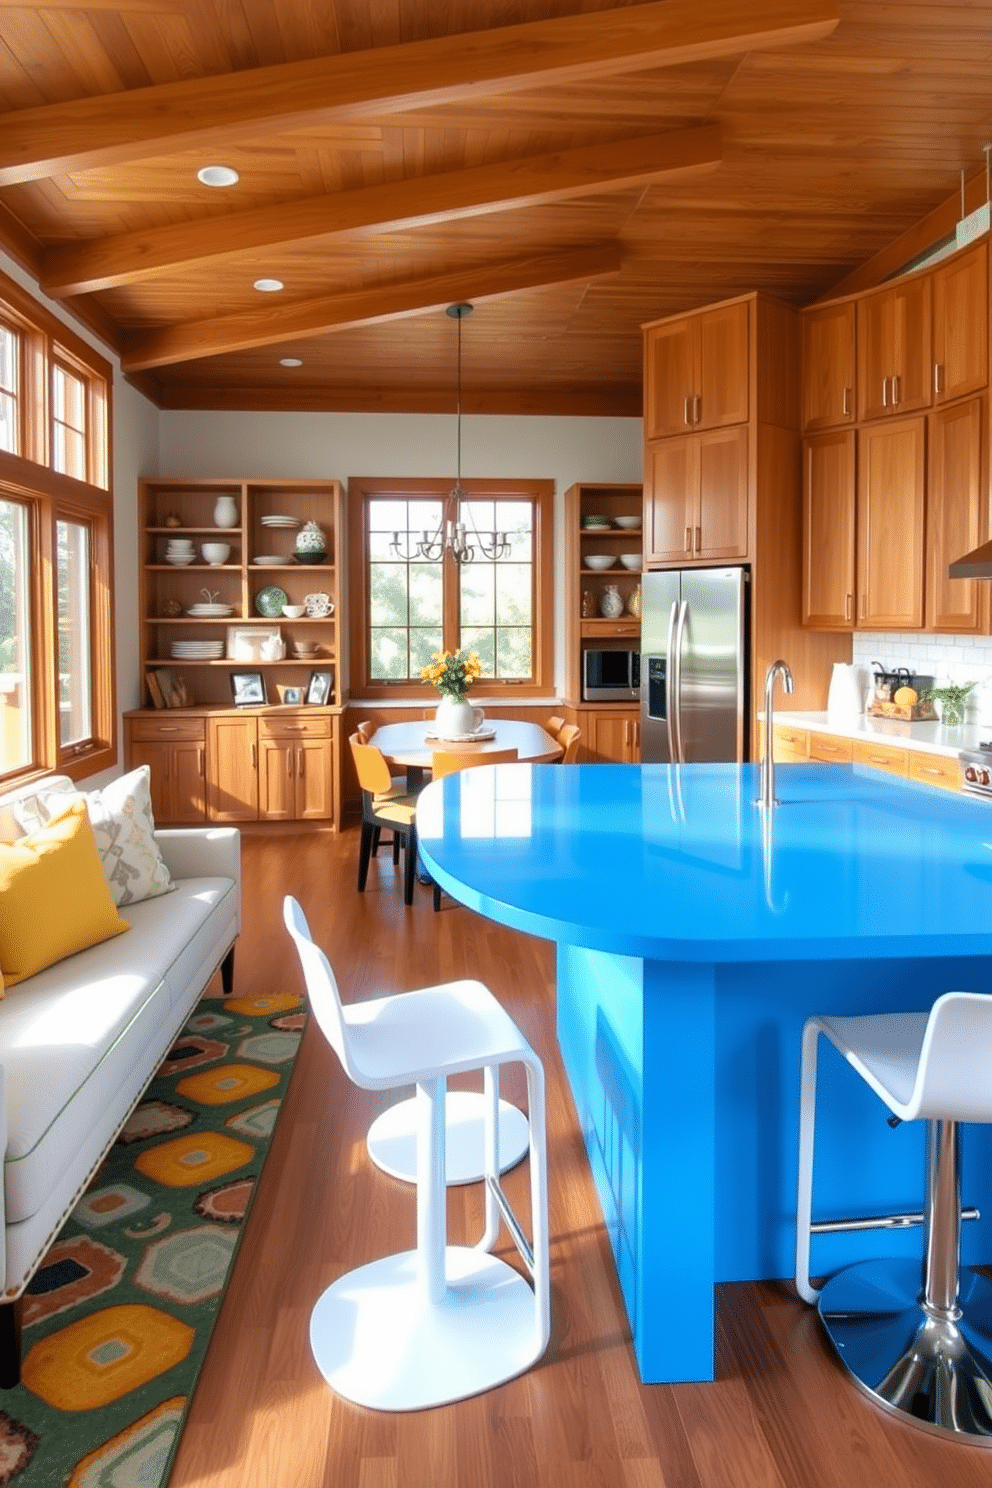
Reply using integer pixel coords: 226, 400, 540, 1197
921, 680, 977, 728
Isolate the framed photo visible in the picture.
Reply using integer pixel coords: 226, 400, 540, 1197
306, 669, 333, 706
227, 625, 280, 662
282, 685, 303, 706
231, 671, 267, 707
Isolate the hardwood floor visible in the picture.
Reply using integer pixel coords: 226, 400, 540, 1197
170, 829, 992, 1487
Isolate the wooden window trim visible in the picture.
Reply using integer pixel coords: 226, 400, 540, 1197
348, 475, 554, 702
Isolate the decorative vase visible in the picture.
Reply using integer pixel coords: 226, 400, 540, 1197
435, 695, 483, 737
600, 583, 624, 619
295, 520, 327, 560
213, 494, 238, 528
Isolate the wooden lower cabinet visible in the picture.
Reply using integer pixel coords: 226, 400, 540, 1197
258, 715, 333, 820
126, 707, 337, 826
584, 709, 640, 763
127, 716, 206, 823
852, 738, 908, 776
907, 751, 961, 792
807, 730, 854, 764
770, 721, 809, 761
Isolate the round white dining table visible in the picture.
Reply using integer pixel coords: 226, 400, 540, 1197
371, 717, 563, 770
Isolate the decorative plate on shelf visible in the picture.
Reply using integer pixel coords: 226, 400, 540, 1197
255, 585, 288, 617
260, 515, 300, 528
251, 555, 285, 565
303, 592, 334, 617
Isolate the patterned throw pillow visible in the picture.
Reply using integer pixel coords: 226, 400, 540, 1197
13, 766, 174, 907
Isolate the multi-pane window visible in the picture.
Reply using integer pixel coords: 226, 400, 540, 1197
0, 499, 32, 773
0, 266, 114, 782
0, 325, 18, 455
351, 478, 553, 700
56, 518, 92, 747
52, 358, 87, 481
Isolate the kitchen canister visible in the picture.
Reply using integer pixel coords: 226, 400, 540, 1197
827, 661, 863, 722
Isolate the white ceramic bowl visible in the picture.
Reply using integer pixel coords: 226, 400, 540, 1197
613, 515, 642, 530
165, 554, 195, 565
584, 553, 617, 571
201, 542, 231, 564
619, 553, 642, 570
282, 604, 306, 618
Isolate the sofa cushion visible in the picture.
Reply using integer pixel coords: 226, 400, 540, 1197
1, 875, 236, 1226
13, 767, 174, 908
0, 802, 129, 987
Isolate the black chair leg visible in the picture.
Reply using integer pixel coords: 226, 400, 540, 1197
357, 821, 375, 891
370, 825, 382, 857
392, 832, 401, 864
403, 826, 418, 906
221, 945, 235, 994
0, 1300, 22, 1388
433, 881, 442, 912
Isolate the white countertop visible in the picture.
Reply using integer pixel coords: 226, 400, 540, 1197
764, 710, 986, 761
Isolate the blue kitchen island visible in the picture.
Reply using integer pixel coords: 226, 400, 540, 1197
416, 761, 992, 1384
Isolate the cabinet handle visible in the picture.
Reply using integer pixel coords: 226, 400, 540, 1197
159, 725, 179, 732
695, 525, 701, 553
881, 376, 889, 407
684, 396, 692, 426
920, 766, 944, 777
297, 748, 304, 777
845, 592, 852, 621
842, 386, 851, 416
287, 750, 293, 777
250, 742, 257, 769
685, 525, 692, 553
693, 395, 701, 424
623, 720, 629, 746
934, 362, 944, 395
892, 373, 900, 406
198, 747, 204, 776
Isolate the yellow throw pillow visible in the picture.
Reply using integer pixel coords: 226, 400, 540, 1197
0, 799, 129, 987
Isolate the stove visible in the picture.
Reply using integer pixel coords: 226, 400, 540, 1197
960, 742, 992, 797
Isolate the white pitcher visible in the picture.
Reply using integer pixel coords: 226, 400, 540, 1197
827, 662, 863, 721
435, 695, 484, 737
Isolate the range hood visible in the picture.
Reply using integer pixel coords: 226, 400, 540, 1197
949, 540, 992, 579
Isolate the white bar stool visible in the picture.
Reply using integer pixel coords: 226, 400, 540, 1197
284, 896, 551, 1411
795, 993, 992, 1443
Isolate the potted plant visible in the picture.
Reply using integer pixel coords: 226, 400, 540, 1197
921, 680, 977, 728
421, 648, 484, 737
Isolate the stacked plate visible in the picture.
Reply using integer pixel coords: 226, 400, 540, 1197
252, 555, 285, 565
171, 640, 224, 660
187, 602, 234, 617
261, 515, 300, 529
165, 538, 195, 566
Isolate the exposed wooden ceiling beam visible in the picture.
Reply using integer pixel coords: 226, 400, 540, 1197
0, 0, 838, 186
121, 244, 624, 370
154, 381, 643, 418
43, 127, 720, 298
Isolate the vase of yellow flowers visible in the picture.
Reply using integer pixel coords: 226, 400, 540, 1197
421, 648, 484, 737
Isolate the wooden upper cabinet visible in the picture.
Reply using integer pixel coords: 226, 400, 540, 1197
644, 300, 749, 438
856, 416, 926, 629
857, 273, 932, 421
801, 301, 855, 430
644, 426, 748, 564
926, 395, 988, 633
932, 241, 988, 405
802, 429, 856, 629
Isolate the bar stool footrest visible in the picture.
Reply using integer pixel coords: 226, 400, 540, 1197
366, 1090, 530, 1186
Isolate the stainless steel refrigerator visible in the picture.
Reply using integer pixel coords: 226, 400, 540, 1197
640, 566, 750, 763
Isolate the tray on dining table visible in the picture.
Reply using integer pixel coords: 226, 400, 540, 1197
423, 726, 497, 743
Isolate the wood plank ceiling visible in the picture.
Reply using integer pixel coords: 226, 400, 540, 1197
1, 0, 991, 416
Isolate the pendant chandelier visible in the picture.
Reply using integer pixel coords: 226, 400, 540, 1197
389, 303, 511, 565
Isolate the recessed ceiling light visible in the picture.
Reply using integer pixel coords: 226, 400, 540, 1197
280, 358, 303, 367
253, 278, 284, 293
197, 165, 239, 188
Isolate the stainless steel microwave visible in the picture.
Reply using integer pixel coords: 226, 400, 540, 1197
582, 647, 640, 702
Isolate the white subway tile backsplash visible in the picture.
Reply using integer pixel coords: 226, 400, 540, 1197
852, 632, 992, 723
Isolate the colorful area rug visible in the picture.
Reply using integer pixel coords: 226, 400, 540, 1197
0, 987, 306, 1487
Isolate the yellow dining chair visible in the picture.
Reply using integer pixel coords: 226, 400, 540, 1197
557, 723, 582, 764
429, 748, 518, 911
349, 734, 421, 905
545, 715, 565, 740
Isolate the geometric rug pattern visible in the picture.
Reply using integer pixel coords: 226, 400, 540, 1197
0, 988, 305, 1486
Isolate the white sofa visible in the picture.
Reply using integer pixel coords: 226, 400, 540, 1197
0, 774, 240, 1384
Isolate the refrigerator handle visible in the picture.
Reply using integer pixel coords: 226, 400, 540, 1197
672, 599, 688, 764
665, 599, 680, 762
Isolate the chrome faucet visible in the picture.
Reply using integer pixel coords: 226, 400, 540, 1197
757, 660, 794, 808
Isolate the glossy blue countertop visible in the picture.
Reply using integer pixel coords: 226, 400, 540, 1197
416, 762, 992, 963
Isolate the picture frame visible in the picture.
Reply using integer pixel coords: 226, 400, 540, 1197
282, 685, 303, 706
231, 671, 267, 707
227, 624, 281, 662
306, 669, 333, 706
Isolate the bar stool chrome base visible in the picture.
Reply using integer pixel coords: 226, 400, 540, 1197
310, 1245, 544, 1410
367, 1090, 530, 1184
818, 1257, 992, 1444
